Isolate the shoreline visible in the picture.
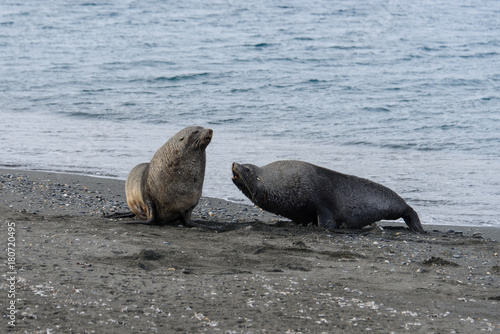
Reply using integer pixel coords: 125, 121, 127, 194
1, 168, 499, 332
1, 167, 499, 240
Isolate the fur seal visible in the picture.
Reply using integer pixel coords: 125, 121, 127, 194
231, 160, 425, 233
123, 126, 213, 226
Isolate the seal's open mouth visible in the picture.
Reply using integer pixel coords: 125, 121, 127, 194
231, 163, 240, 180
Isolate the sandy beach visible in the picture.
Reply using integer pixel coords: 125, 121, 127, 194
1, 168, 499, 333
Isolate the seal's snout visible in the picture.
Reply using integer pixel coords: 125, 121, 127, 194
200, 128, 213, 148
206, 128, 213, 139
231, 162, 240, 180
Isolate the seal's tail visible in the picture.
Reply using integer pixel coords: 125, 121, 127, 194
403, 207, 426, 233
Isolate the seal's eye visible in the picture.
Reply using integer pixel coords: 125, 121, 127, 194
179, 136, 185, 141
193, 130, 200, 135
244, 166, 250, 172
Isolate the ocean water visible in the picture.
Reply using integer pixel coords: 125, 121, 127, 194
1, 0, 499, 228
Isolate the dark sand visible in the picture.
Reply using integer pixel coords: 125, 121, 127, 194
1, 168, 499, 333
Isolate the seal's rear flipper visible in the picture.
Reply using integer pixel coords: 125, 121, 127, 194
403, 207, 426, 233
108, 200, 158, 225
103, 211, 136, 219
112, 218, 156, 224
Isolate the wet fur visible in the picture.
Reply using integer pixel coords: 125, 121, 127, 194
232, 160, 425, 233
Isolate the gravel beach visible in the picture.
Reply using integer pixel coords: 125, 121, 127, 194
1, 168, 499, 333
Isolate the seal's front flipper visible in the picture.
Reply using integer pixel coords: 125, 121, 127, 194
403, 207, 425, 233
317, 208, 338, 229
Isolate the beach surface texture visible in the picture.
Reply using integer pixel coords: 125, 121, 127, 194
1, 169, 499, 333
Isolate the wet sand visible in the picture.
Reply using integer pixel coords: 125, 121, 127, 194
1, 168, 499, 333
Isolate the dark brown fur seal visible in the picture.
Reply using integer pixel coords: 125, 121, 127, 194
231, 160, 425, 233
123, 126, 213, 226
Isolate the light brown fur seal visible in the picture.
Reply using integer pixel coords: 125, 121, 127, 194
232, 160, 425, 233
123, 126, 213, 226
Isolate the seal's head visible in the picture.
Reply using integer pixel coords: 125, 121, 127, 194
232, 162, 261, 201
176, 126, 213, 151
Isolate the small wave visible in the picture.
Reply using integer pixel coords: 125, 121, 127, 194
150, 119, 170, 124
459, 52, 499, 59
439, 124, 472, 131
362, 107, 391, 113
246, 43, 275, 48
329, 45, 363, 50
153, 72, 211, 82
381, 143, 419, 150
343, 141, 375, 148
415, 123, 473, 131
101, 61, 128, 70
419, 45, 446, 52
230, 88, 253, 93
445, 78, 483, 87
307, 79, 328, 83
342, 141, 461, 153
81, 88, 113, 94
65, 111, 109, 119
131, 60, 176, 67
398, 54, 423, 61
411, 198, 457, 206
0, 163, 24, 168
481, 96, 498, 101
207, 118, 244, 125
